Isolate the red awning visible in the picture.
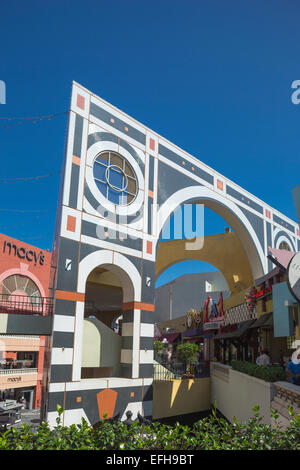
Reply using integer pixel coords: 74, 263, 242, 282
158, 333, 180, 343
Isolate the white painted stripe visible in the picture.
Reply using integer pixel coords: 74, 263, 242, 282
122, 323, 133, 337
121, 349, 133, 364
139, 350, 154, 364
62, 111, 76, 207
53, 315, 75, 333
49, 377, 152, 394
47, 408, 90, 429
132, 309, 141, 378
77, 117, 89, 211
49, 382, 65, 393
72, 302, 85, 381
143, 378, 154, 386
51, 347, 73, 365
121, 401, 143, 421
60, 205, 81, 242
140, 323, 154, 337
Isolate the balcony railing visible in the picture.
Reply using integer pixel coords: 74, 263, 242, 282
154, 359, 210, 380
0, 368, 38, 375
0, 294, 54, 317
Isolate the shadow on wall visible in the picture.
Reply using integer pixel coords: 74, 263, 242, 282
152, 378, 211, 420
81, 318, 121, 378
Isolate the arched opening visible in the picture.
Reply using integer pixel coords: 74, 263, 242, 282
75, 249, 141, 382
81, 267, 123, 379
153, 196, 264, 366
155, 186, 265, 281
278, 241, 291, 251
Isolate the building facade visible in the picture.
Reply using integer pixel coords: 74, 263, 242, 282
43, 82, 300, 427
155, 271, 230, 323
0, 233, 51, 409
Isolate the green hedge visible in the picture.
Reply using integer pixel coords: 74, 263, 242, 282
0, 404, 299, 450
231, 360, 286, 382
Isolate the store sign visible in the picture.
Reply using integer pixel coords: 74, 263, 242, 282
7, 377, 21, 383
255, 285, 272, 299
203, 321, 223, 331
287, 252, 300, 302
2, 241, 45, 266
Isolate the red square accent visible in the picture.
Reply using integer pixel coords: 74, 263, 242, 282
67, 215, 76, 233
77, 94, 85, 110
149, 138, 155, 151
146, 240, 152, 254
217, 179, 223, 191
266, 209, 271, 219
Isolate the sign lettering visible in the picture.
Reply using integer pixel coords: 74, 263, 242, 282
2, 241, 45, 266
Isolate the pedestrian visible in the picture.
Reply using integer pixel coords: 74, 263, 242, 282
256, 349, 271, 366
167, 348, 172, 364
162, 348, 168, 364
286, 347, 300, 386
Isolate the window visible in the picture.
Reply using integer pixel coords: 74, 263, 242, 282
93, 151, 138, 206
1, 275, 42, 305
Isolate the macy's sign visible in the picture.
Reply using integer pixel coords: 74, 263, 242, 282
2, 241, 45, 266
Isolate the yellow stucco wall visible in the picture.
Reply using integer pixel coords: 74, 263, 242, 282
152, 378, 211, 419
156, 232, 254, 295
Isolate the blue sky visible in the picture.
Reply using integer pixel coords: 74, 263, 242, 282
0, 0, 299, 284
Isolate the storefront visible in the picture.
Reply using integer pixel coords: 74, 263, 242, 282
214, 319, 257, 364
0, 233, 51, 409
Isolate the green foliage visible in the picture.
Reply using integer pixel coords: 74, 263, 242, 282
231, 360, 286, 382
154, 340, 165, 357
176, 342, 199, 366
0, 403, 299, 450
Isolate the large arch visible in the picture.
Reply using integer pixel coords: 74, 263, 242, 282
156, 231, 254, 294
72, 249, 142, 381
155, 185, 266, 280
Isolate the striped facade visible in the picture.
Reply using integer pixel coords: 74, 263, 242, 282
43, 81, 300, 427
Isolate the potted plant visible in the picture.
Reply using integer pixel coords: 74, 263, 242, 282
176, 342, 199, 379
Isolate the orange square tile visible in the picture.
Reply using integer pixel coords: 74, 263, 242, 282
217, 179, 223, 191
67, 215, 76, 233
149, 138, 155, 151
146, 240, 152, 254
77, 94, 85, 110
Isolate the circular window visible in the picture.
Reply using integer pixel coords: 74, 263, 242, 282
93, 151, 138, 206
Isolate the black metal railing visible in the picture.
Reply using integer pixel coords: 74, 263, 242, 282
0, 294, 54, 316
154, 359, 210, 380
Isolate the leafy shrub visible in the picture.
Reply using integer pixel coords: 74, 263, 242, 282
154, 340, 165, 358
176, 343, 199, 367
231, 360, 286, 382
0, 404, 299, 450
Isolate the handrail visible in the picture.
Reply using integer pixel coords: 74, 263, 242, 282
0, 294, 53, 316
0, 368, 38, 375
